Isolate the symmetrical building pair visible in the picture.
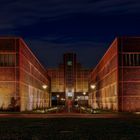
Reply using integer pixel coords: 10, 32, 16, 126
0, 37, 140, 112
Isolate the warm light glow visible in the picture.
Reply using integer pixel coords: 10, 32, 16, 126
42, 84, 48, 89
61, 98, 65, 101
83, 92, 86, 95
57, 94, 60, 98
77, 96, 80, 100
90, 84, 96, 89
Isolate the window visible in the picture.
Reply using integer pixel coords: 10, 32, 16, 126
0, 54, 16, 67
123, 53, 140, 66
67, 61, 72, 66
136, 54, 139, 66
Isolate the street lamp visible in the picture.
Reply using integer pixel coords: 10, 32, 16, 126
83, 92, 86, 106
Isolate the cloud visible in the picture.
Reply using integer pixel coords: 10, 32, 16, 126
0, 0, 139, 68
0, 0, 140, 31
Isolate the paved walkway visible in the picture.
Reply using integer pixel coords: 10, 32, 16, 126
0, 112, 139, 119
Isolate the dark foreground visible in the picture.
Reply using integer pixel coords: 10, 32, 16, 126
0, 116, 140, 140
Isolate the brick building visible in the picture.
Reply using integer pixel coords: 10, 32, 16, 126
0, 37, 50, 111
89, 37, 140, 112
48, 53, 89, 106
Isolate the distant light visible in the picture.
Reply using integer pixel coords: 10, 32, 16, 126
77, 96, 80, 99
61, 98, 65, 101
57, 94, 60, 98
42, 84, 48, 89
83, 92, 86, 95
90, 84, 96, 89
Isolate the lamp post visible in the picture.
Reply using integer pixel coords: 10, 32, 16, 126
42, 84, 48, 110
83, 92, 86, 107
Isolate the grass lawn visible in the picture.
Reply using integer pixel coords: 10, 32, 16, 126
0, 118, 140, 140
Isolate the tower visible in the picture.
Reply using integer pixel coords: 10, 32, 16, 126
63, 53, 76, 100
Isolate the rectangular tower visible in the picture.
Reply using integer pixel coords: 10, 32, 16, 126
63, 53, 76, 100
48, 52, 89, 106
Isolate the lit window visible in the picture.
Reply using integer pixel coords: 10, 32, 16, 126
67, 61, 72, 66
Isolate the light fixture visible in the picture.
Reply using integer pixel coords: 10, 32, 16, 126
83, 92, 86, 95
77, 96, 80, 99
90, 84, 96, 89
57, 94, 60, 98
61, 98, 65, 101
42, 84, 48, 89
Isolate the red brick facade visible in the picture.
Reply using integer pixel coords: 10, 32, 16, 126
89, 37, 140, 112
0, 37, 50, 111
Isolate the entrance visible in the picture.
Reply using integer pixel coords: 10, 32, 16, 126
65, 91, 74, 112
66, 97, 73, 112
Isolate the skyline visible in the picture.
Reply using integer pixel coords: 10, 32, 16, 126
0, 0, 140, 68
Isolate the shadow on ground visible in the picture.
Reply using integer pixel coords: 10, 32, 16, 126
0, 117, 140, 140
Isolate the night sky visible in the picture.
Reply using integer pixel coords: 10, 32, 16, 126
0, 0, 140, 68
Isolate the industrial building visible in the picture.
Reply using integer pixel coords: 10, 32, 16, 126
0, 37, 50, 111
48, 53, 89, 106
89, 37, 140, 112
1, 36, 140, 112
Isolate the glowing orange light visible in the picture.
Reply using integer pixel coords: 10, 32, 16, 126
42, 84, 48, 89
90, 84, 96, 89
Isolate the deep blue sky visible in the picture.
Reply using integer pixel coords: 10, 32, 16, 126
0, 0, 140, 68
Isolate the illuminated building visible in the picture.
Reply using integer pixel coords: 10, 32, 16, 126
89, 37, 140, 112
48, 53, 89, 106
0, 37, 50, 111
